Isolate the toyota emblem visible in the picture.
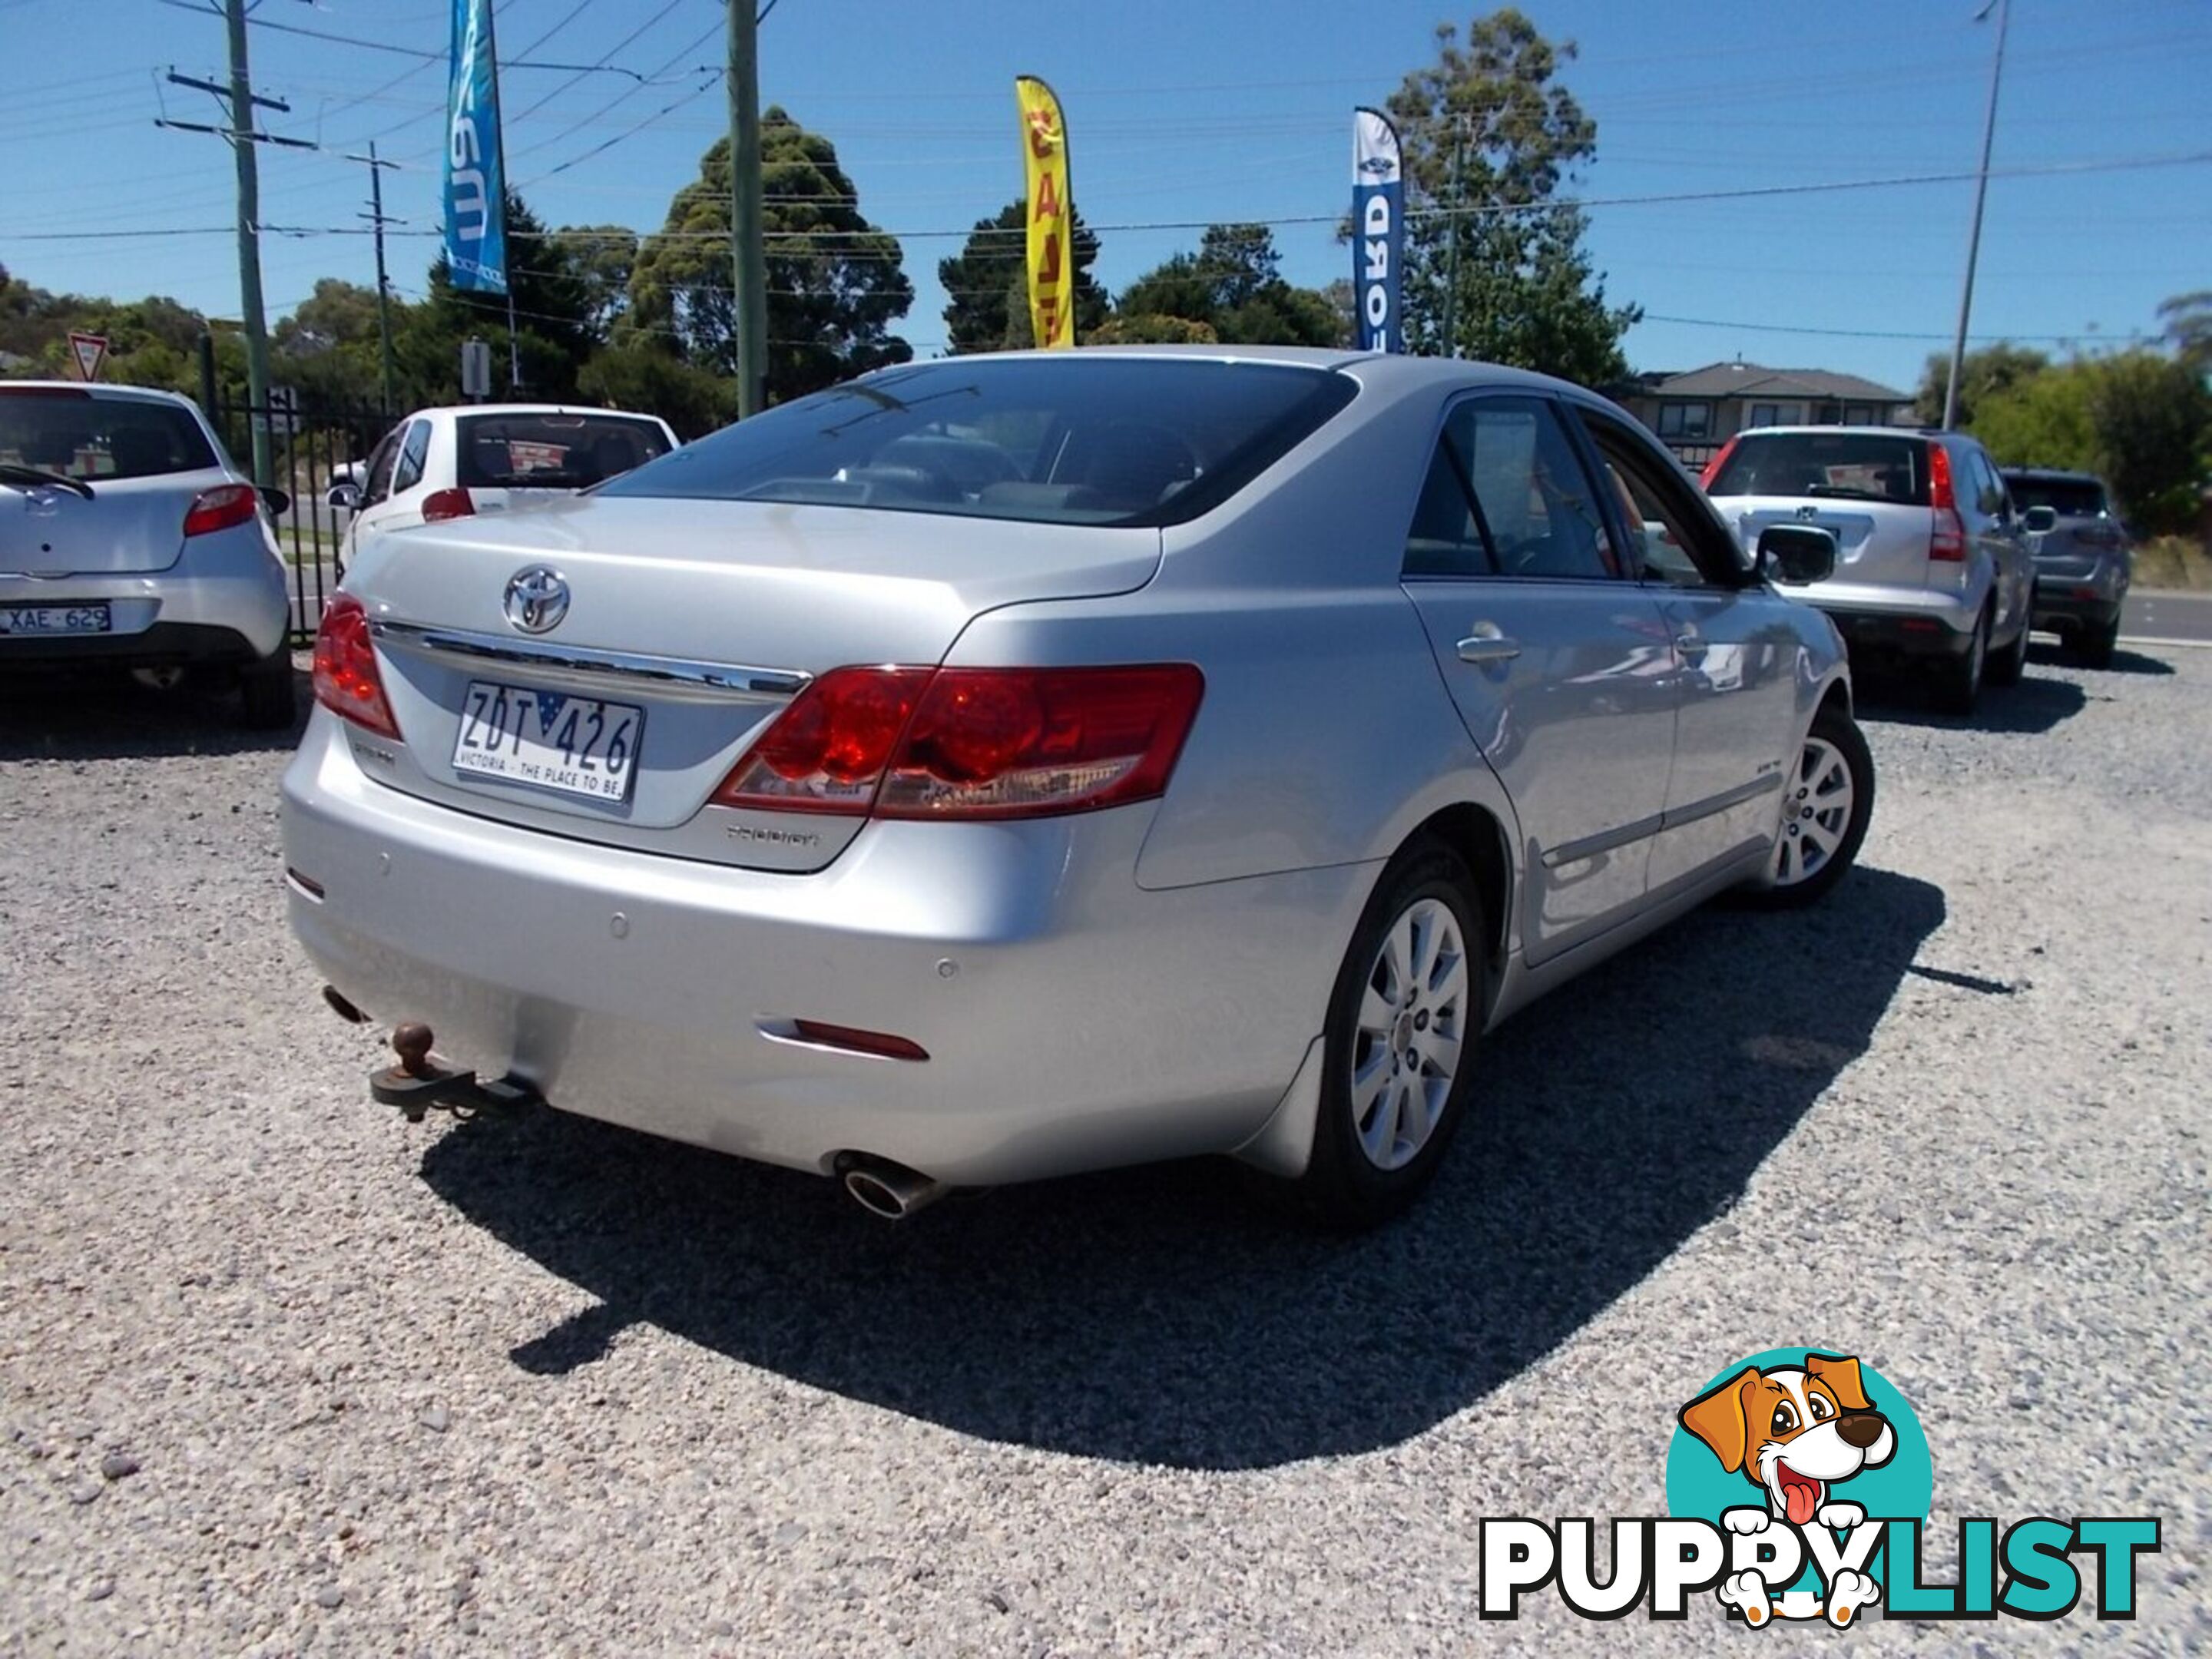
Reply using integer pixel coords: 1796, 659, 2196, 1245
502, 566, 569, 634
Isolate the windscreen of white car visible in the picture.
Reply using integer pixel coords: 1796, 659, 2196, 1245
596, 358, 1359, 526
1707, 431, 1929, 507
455, 412, 673, 491
0, 388, 219, 482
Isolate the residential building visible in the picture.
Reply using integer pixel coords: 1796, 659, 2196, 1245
1608, 361, 1917, 466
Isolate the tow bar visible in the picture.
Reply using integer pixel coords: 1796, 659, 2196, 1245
369, 1022, 541, 1124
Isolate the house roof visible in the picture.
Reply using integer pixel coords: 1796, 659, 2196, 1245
1640, 361, 1912, 402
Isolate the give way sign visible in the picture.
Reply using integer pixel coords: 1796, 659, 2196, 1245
68, 332, 108, 382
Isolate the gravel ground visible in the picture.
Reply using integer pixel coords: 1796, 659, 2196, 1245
2, 642, 2207, 1656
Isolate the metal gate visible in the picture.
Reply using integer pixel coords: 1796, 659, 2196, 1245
205, 393, 394, 644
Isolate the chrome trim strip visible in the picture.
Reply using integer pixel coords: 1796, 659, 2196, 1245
370, 620, 809, 697
1541, 813, 1664, 870
1660, 771, 1783, 832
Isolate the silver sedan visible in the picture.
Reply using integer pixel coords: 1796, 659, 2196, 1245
282, 348, 1873, 1227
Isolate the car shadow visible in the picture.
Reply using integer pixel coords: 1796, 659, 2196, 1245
416, 866, 1946, 1471
0, 664, 307, 760
2025, 640, 2174, 677
1852, 667, 2088, 734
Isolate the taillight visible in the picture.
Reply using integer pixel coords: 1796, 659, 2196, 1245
2076, 522, 2121, 548
311, 594, 400, 738
1699, 436, 1740, 491
183, 482, 260, 537
1927, 445, 1965, 561
711, 663, 1204, 822
421, 487, 474, 522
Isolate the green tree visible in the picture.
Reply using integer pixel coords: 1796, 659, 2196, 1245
939, 200, 1107, 352
548, 226, 639, 343
1111, 225, 1344, 348
577, 341, 733, 440
1969, 360, 2097, 473
2159, 290, 2212, 372
399, 190, 598, 402
1384, 8, 1638, 383
1971, 349, 2211, 535
1914, 341, 2048, 427
628, 111, 912, 402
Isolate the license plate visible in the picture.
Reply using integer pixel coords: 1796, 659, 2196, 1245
452, 680, 644, 803
0, 601, 111, 636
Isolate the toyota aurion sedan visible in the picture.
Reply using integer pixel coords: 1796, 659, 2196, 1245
283, 349, 1873, 1226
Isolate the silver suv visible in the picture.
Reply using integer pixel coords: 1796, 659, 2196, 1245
1704, 426, 2033, 714
0, 382, 296, 728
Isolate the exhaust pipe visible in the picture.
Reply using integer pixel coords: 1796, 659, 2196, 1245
838, 1154, 949, 1222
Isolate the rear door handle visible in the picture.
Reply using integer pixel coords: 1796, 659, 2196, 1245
1456, 624, 1522, 664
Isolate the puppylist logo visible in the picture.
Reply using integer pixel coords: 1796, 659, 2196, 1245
1479, 1349, 2161, 1628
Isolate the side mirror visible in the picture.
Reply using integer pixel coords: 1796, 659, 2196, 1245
1756, 524, 1836, 586
327, 482, 361, 511
2022, 505, 2057, 535
258, 485, 292, 518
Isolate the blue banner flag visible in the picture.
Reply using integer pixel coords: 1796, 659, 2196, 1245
1352, 108, 1402, 353
443, 0, 507, 294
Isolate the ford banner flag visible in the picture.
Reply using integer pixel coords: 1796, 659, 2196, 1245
1352, 108, 1403, 353
443, 0, 508, 294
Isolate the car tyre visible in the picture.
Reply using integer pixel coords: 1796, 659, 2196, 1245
240, 646, 298, 731
2074, 617, 2118, 668
1743, 702, 1875, 911
1292, 839, 1488, 1230
1985, 608, 2029, 687
1932, 606, 1988, 715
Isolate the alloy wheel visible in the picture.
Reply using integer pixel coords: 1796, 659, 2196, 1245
1772, 734, 1856, 888
1348, 896, 1469, 1171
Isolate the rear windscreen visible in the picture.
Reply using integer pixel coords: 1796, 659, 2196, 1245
2003, 475, 2108, 518
455, 413, 672, 489
597, 357, 1360, 527
1707, 432, 1928, 506
0, 391, 217, 481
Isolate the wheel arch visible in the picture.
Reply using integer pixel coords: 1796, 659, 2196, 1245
1401, 801, 1512, 993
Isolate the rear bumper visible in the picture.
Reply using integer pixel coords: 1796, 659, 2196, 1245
0, 531, 291, 667
1773, 577, 1984, 660
280, 709, 1369, 1186
1813, 607, 1977, 660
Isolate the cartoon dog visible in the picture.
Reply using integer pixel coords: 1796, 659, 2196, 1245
1678, 1353, 1896, 1628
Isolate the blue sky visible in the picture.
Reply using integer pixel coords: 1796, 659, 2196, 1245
5, 0, 2207, 395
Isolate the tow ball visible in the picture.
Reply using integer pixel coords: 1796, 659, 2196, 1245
369, 1022, 541, 1124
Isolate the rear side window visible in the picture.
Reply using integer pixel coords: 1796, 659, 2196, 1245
598, 358, 1359, 527
391, 420, 432, 493
1402, 396, 1617, 581
2003, 474, 2108, 517
0, 390, 216, 480
1708, 431, 1928, 506
456, 413, 672, 489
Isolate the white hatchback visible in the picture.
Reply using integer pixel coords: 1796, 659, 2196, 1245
338, 404, 678, 571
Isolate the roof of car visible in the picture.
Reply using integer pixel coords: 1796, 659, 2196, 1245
1998, 465, 2104, 484
0, 380, 201, 408
1722, 424, 1932, 439
398, 402, 671, 422
863, 344, 1590, 399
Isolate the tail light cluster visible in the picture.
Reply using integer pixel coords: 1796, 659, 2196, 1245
711, 663, 1204, 822
2074, 522, 2123, 549
311, 594, 401, 738
1927, 445, 1967, 562
1698, 437, 1740, 491
422, 488, 475, 523
183, 483, 262, 538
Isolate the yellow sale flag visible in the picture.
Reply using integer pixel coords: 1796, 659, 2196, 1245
1015, 75, 1075, 348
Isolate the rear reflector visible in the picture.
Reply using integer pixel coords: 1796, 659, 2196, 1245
421, 487, 475, 523
712, 663, 1204, 822
183, 482, 260, 537
1899, 618, 1941, 633
790, 1021, 929, 1062
311, 593, 402, 739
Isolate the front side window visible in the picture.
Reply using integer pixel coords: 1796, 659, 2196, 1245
1402, 396, 1618, 582
600, 359, 1358, 528
1579, 409, 1742, 588
0, 390, 217, 480
359, 428, 401, 507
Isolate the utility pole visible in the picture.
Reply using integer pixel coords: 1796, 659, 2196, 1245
1442, 116, 1465, 359
1942, 0, 2010, 430
157, 4, 310, 487
728, 0, 767, 417
346, 143, 402, 416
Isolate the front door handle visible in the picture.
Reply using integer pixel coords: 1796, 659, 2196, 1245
1456, 623, 1522, 664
